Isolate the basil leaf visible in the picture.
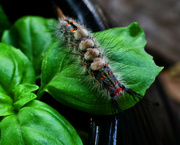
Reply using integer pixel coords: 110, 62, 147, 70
1, 16, 53, 79
12, 84, 39, 111
0, 92, 14, 116
13, 84, 39, 102
0, 100, 82, 145
39, 23, 163, 115
0, 43, 35, 96
0, 5, 11, 38
94, 23, 163, 109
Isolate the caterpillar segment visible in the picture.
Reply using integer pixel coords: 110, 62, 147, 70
58, 18, 142, 111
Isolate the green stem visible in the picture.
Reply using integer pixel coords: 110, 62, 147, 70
36, 86, 45, 100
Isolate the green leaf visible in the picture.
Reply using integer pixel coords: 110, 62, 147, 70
0, 92, 14, 116
0, 43, 35, 96
12, 84, 39, 111
13, 93, 37, 111
0, 5, 11, 39
77, 130, 89, 145
1, 16, 53, 79
13, 84, 39, 102
39, 23, 163, 115
0, 100, 83, 145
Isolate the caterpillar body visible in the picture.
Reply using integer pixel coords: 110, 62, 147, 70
56, 16, 142, 112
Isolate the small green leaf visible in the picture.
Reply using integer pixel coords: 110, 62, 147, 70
0, 92, 14, 116
0, 5, 11, 38
13, 93, 37, 111
1, 16, 53, 79
13, 84, 39, 102
0, 43, 35, 96
12, 84, 39, 110
0, 100, 83, 145
39, 23, 163, 115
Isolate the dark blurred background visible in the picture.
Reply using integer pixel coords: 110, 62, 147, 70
1, 0, 180, 144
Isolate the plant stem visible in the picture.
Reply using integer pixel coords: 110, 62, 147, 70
36, 86, 45, 100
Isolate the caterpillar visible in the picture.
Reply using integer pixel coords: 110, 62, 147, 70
54, 8, 143, 113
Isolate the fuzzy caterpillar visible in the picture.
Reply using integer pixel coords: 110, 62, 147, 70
55, 12, 143, 112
